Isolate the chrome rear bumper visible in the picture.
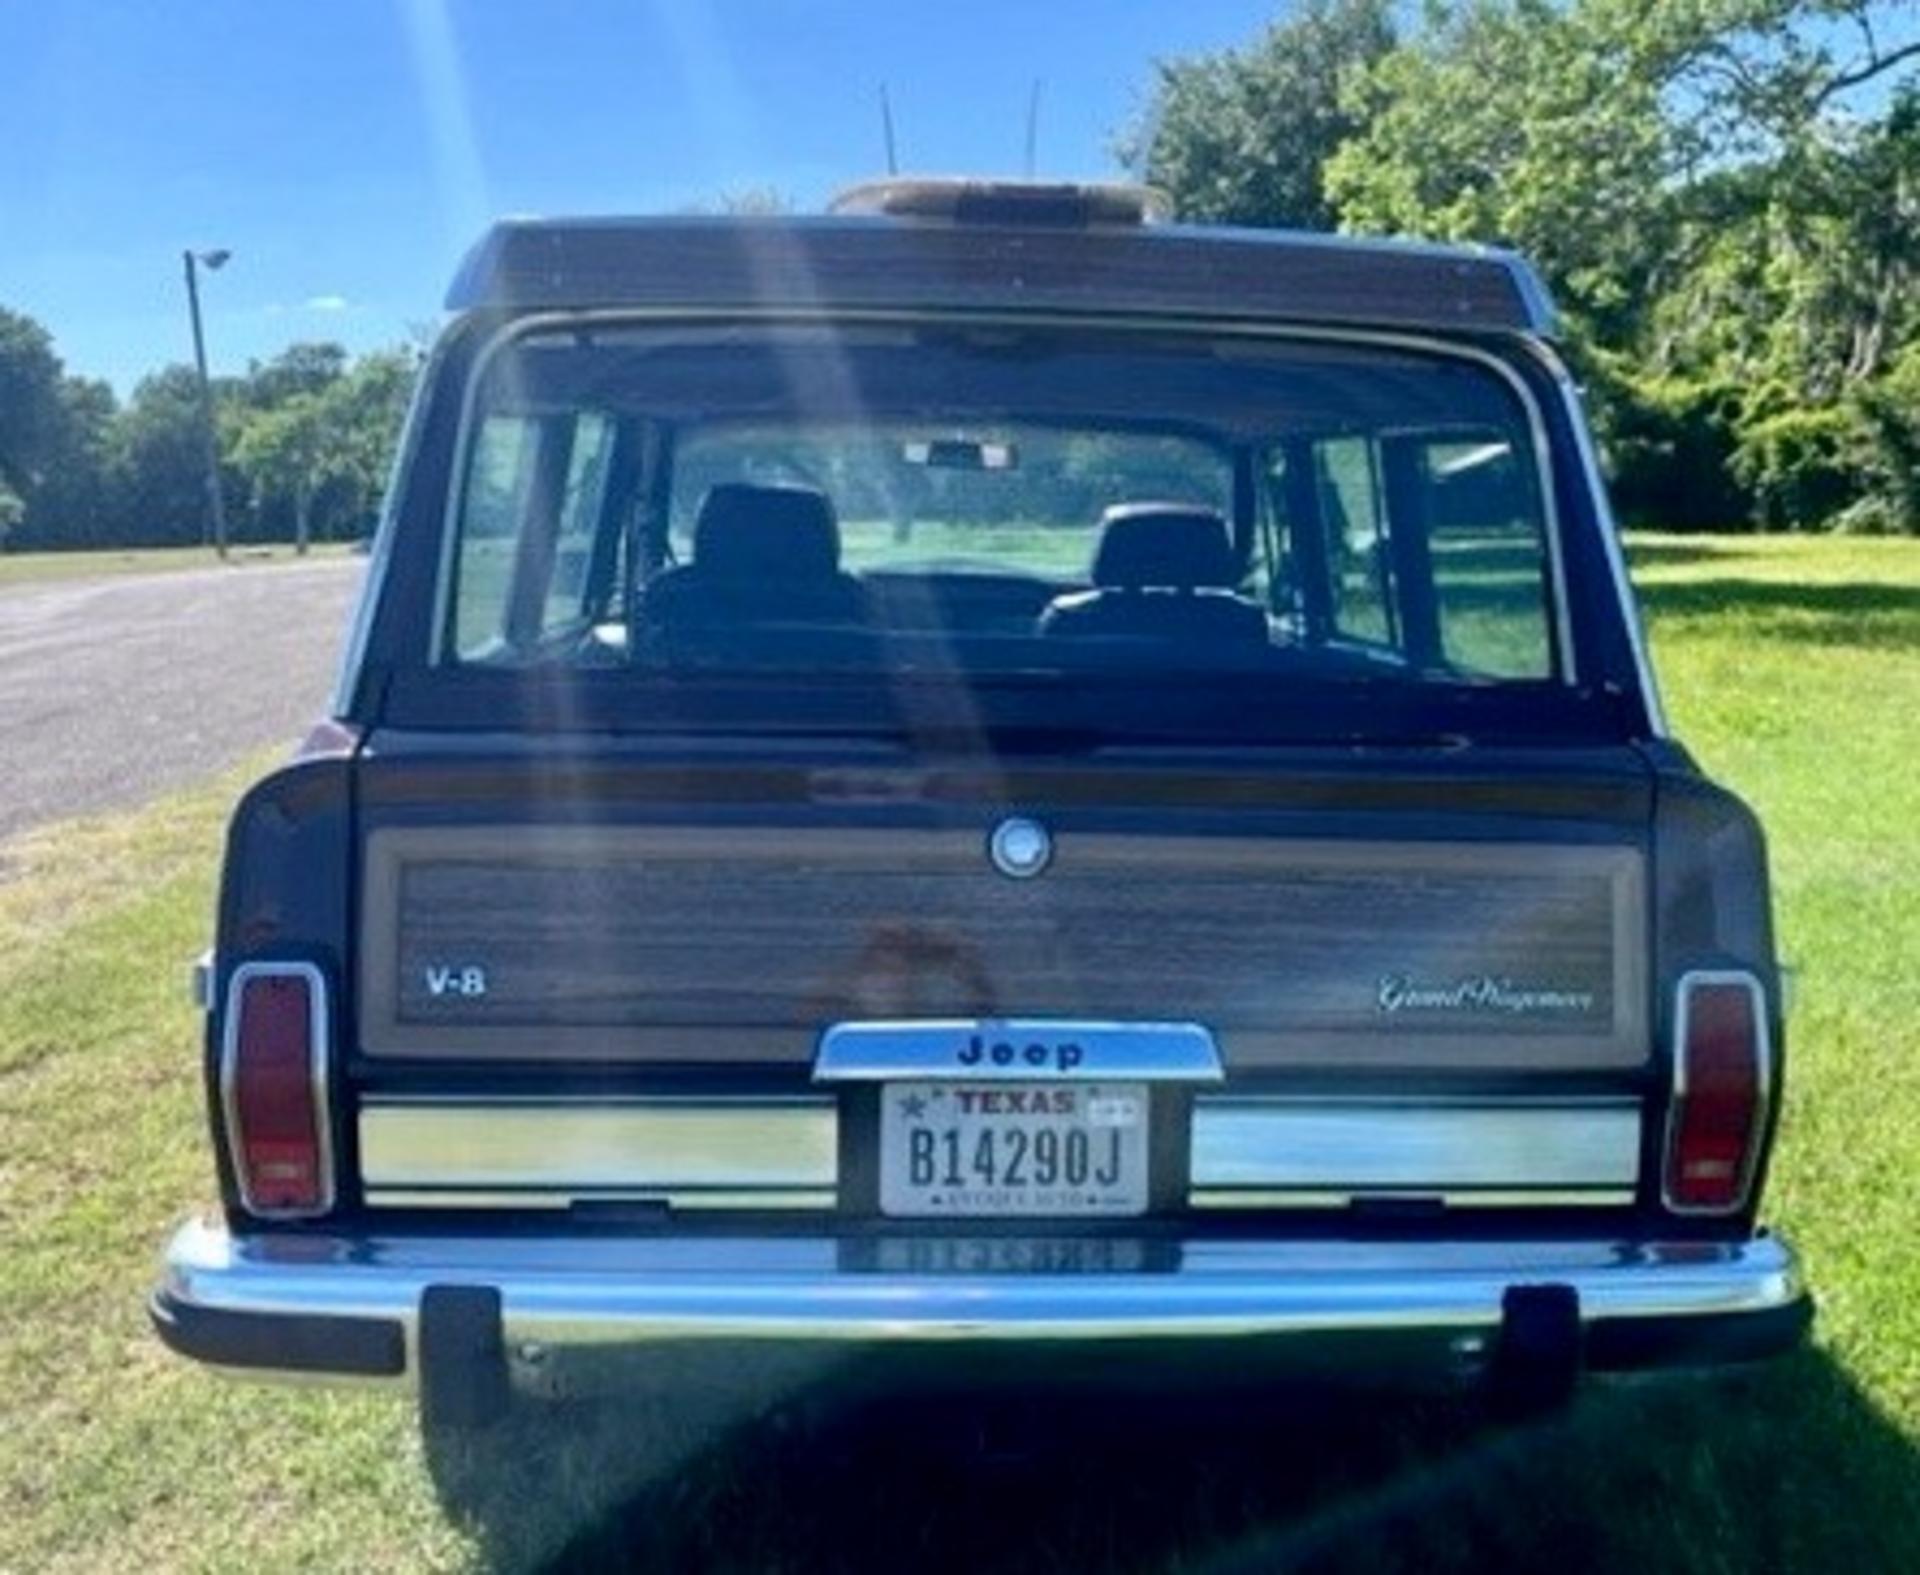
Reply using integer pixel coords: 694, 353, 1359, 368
153, 1217, 1808, 1390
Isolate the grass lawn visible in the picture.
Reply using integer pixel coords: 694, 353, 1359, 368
0, 533, 1914, 1571
0, 542, 353, 589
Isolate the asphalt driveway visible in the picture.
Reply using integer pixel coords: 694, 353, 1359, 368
0, 558, 363, 845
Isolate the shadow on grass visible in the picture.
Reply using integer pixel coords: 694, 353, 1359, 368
1621, 539, 1767, 571
1638, 578, 1920, 650
426, 1347, 1916, 1574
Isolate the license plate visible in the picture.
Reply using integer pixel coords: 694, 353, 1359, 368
878, 1081, 1149, 1218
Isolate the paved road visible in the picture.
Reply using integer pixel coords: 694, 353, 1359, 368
0, 558, 364, 844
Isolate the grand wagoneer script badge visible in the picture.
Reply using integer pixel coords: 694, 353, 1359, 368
1376, 974, 1597, 1015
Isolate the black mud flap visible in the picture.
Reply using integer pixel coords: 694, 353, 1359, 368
419, 1285, 510, 1431
1488, 1283, 1582, 1417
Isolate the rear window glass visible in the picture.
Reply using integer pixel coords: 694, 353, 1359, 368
443, 326, 1560, 686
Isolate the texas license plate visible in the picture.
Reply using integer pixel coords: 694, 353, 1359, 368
878, 1081, 1149, 1218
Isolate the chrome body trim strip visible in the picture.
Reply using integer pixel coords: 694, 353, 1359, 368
1663, 970, 1773, 1216
359, 1097, 838, 1191
218, 961, 336, 1220
157, 1217, 1802, 1381
1190, 1097, 1641, 1192
431, 310, 1578, 683
814, 1020, 1224, 1083
364, 1188, 838, 1212
1188, 1189, 1636, 1210
189, 949, 215, 1011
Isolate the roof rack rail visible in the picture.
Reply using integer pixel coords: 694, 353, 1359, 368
829, 177, 1170, 228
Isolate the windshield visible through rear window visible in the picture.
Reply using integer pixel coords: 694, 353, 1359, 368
444, 325, 1562, 688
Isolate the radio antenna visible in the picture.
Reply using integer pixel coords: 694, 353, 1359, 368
880, 83, 899, 176
1024, 79, 1042, 176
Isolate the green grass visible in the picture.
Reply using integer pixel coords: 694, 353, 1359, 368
0, 542, 352, 589
0, 533, 1915, 1571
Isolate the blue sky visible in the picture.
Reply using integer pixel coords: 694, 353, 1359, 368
0, 1, 1277, 391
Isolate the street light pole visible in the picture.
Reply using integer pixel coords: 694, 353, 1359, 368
183, 248, 231, 560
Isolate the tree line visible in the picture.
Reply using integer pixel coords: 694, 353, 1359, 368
1124, 0, 1919, 533
0, 314, 415, 553
5, 0, 1913, 550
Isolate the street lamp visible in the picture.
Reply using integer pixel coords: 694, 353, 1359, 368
183, 248, 232, 559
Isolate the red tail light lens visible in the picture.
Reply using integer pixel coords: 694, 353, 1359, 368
221, 963, 333, 1217
1663, 972, 1770, 1215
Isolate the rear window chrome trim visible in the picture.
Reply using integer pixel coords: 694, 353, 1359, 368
421, 308, 1580, 689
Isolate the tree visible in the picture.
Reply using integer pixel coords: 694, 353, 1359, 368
234, 393, 350, 553
244, 341, 349, 408
1119, 0, 1397, 229
1149, 0, 1919, 530
1326, 1, 1920, 350
323, 348, 417, 532
16, 376, 122, 549
0, 307, 65, 505
0, 300, 419, 552
232, 349, 417, 550
114, 365, 247, 547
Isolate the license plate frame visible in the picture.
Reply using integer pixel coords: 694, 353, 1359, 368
877, 1080, 1150, 1219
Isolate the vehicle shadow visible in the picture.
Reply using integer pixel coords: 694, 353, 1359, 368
427, 1346, 1917, 1574
1636, 578, 1920, 650
1621, 539, 1764, 571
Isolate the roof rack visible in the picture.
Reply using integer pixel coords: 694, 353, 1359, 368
828, 177, 1170, 227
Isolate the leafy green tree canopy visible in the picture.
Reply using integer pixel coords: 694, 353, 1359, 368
1129, 0, 1920, 531
1119, 0, 1398, 229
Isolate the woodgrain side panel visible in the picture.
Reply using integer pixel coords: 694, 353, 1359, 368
361, 827, 1645, 1068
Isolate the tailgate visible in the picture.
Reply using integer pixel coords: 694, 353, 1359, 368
346, 740, 1655, 1216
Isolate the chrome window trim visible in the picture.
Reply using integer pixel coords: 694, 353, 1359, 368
1190, 1096, 1641, 1193
1663, 969, 1773, 1216
218, 960, 336, 1220
425, 308, 1579, 685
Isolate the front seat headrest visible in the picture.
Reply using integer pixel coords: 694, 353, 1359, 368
694, 484, 841, 581
1091, 504, 1237, 590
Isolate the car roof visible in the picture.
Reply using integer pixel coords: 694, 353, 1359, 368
445, 201, 1556, 339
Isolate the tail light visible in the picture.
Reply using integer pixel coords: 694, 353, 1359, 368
1663, 971, 1771, 1215
219, 962, 334, 1218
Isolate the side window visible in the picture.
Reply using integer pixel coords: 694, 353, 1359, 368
450, 412, 619, 662
1313, 437, 1394, 645
452, 415, 538, 658
1421, 436, 1553, 679
545, 413, 615, 629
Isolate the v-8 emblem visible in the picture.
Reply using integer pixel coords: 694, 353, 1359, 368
424, 964, 488, 998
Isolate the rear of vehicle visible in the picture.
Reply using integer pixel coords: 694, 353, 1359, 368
154, 184, 1807, 1424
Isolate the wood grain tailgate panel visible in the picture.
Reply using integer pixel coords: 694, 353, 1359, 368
360, 828, 1645, 1068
